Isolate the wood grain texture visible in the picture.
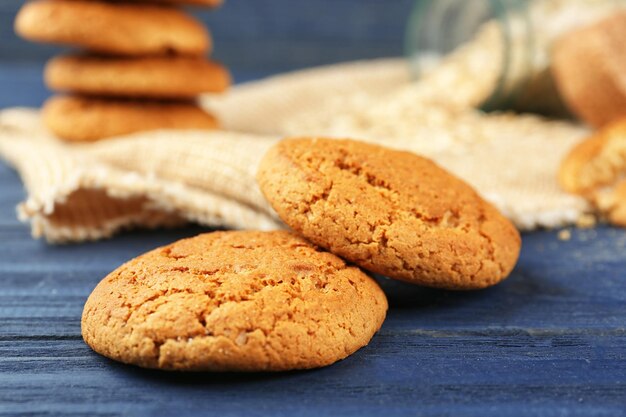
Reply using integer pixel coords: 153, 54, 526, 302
1, 144, 626, 417
1, 68, 626, 416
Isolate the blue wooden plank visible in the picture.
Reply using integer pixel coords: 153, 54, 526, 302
0, 335, 624, 416
0, 162, 24, 227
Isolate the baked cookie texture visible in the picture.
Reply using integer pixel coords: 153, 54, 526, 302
45, 54, 231, 99
552, 12, 626, 128
15, 0, 211, 56
43, 96, 218, 142
257, 138, 521, 290
560, 118, 626, 226
81, 231, 388, 371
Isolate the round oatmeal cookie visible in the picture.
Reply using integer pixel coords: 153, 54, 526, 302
43, 95, 218, 142
257, 138, 521, 290
15, 0, 211, 56
45, 54, 231, 99
81, 231, 388, 371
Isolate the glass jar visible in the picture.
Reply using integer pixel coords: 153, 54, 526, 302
405, 0, 626, 116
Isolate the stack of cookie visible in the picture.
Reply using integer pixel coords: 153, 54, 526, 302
15, 0, 230, 142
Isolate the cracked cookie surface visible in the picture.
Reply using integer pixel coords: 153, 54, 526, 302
257, 138, 521, 290
81, 231, 387, 371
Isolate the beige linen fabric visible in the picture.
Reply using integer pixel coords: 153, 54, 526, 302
0, 58, 590, 243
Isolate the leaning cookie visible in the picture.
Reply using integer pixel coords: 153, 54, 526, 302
46, 54, 231, 99
43, 96, 218, 142
257, 138, 521, 290
15, 0, 211, 56
82, 231, 388, 371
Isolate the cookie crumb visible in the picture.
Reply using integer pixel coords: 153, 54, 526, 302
558, 229, 572, 241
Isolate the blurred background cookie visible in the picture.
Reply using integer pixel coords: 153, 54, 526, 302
560, 117, 626, 225
42, 96, 218, 142
552, 12, 626, 128
45, 54, 231, 99
15, 0, 211, 57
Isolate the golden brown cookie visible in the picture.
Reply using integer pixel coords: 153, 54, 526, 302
45, 54, 231, 99
43, 95, 218, 142
560, 121, 626, 197
257, 138, 521, 290
559, 118, 626, 225
15, 0, 211, 56
81, 231, 388, 371
559, 130, 613, 195
552, 12, 626, 128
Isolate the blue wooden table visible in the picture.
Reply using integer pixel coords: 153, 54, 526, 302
1, 66, 625, 417
1, 0, 626, 412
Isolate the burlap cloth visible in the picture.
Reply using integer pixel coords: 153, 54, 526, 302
0, 58, 590, 243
